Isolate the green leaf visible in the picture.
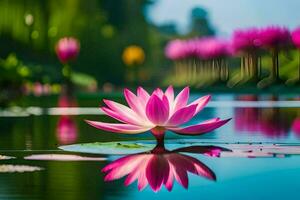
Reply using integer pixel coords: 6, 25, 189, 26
59, 141, 155, 155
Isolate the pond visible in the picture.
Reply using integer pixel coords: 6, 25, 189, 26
1, 93, 300, 200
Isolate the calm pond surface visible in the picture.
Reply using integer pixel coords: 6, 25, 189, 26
1, 94, 300, 200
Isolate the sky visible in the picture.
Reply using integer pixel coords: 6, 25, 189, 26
147, 0, 300, 37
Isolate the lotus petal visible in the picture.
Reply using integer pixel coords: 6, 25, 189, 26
102, 155, 137, 173
164, 164, 174, 191
165, 86, 174, 106
138, 168, 148, 191
153, 88, 164, 98
173, 87, 189, 113
101, 107, 142, 126
169, 118, 231, 135
146, 155, 170, 192
124, 88, 148, 119
104, 155, 146, 181
176, 154, 216, 180
85, 120, 151, 134
166, 104, 197, 126
189, 95, 211, 116
137, 87, 150, 105
146, 95, 169, 125
103, 99, 145, 125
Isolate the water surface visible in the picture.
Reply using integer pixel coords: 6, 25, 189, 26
1, 94, 300, 199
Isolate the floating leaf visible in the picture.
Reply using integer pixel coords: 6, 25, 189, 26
0, 155, 15, 160
0, 165, 43, 173
221, 144, 300, 158
59, 140, 300, 157
24, 154, 107, 161
59, 141, 155, 155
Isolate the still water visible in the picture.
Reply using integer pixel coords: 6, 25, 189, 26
1, 94, 300, 200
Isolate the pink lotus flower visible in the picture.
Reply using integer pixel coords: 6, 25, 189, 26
102, 145, 224, 192
165, 39, 188, 60
33, 82, 43, 97
86, 86, 230, 141
195, 37, 229, 59
259, 26, 290, 48
164, 38, 204, 60
55, 37, 80, 63
165, 38, 229, 60
291, 27, 300, 49
231, 28, 262, 53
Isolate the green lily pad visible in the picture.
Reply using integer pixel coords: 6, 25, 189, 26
59, 139, 300, 157
59, 141, 155, 155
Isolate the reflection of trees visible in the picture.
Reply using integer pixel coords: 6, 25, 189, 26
234, 95, 295, 138
0, 161, 109, 200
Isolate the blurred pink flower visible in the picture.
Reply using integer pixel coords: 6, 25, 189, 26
165, 39, 188, 60
33, 82, 43, 96
86, 86, 230, 140
102, 145, 221, 192
291, 28, 300, 49
195, 37, 229, 59
259, 26, 290, 48
165, 38, 229, 60
42, 84, 51, 95
231, 28, 262, 53
55, 37, 80, 63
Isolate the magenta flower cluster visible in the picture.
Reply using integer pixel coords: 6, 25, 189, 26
165, 37, 230, 60
291, 28, 300, 49
165, 25, 300, 60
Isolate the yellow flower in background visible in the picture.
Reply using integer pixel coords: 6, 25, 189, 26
122, 45, 145, 66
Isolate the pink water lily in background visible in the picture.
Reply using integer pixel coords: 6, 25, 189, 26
291, 27, 300, 49
165, 39, 189, 60
86, 86, 230, 141
231, 27, 262, 53
259, 26, 291, 49
102, 145, 222, 192
55, 37, 80, 63
195, 37, 230, 60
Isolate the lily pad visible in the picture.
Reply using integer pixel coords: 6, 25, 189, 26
59, 140, 300, 157
24, 154, 107, 161
0, 155, 15, 160
221, 144, 300, 158
59, 141, 155, 155
0, 165, 43, 173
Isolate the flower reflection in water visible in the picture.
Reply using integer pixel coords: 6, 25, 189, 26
234, 95, 290, 138
292, 118, 300, 137
102, 142, 229, 192
56, 95, 78, 145
56, 116, 78, 145
235, 107, 288, 138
